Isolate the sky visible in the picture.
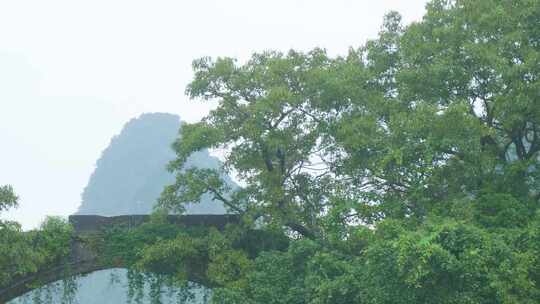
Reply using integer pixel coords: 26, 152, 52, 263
0, 0, 429, 229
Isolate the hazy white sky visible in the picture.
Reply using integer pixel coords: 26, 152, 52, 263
0, 0, 429, 229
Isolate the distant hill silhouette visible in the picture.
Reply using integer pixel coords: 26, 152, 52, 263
77, 112, 228, 216
65, 113, 224, 304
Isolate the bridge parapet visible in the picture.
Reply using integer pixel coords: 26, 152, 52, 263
69, 214, 241, 235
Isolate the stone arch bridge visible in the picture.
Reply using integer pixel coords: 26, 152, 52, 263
0, 214, 241, 303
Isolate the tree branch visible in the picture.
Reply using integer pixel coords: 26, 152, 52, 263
207, 186, 244, 214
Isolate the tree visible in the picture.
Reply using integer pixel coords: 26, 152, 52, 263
159, 49, 357, 240
143, 0, 540, 303
0, 184, 18, 213
0, 185, 73, 302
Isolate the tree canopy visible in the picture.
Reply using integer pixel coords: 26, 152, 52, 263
145, 0, 540, 303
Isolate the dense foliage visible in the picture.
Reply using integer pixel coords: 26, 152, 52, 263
142, 0, 540, 303
0, 185, 73, 298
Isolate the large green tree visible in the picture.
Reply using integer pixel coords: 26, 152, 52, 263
139, 0, 540, 303
161, 2, 539, 232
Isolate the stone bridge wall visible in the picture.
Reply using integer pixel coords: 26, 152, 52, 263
69, 214, 240, 234
0, 214, 240, 303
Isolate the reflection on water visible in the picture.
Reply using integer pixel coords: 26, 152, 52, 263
10, 268, 210, 304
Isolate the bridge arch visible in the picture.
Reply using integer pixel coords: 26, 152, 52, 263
0, 214, 240, 303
